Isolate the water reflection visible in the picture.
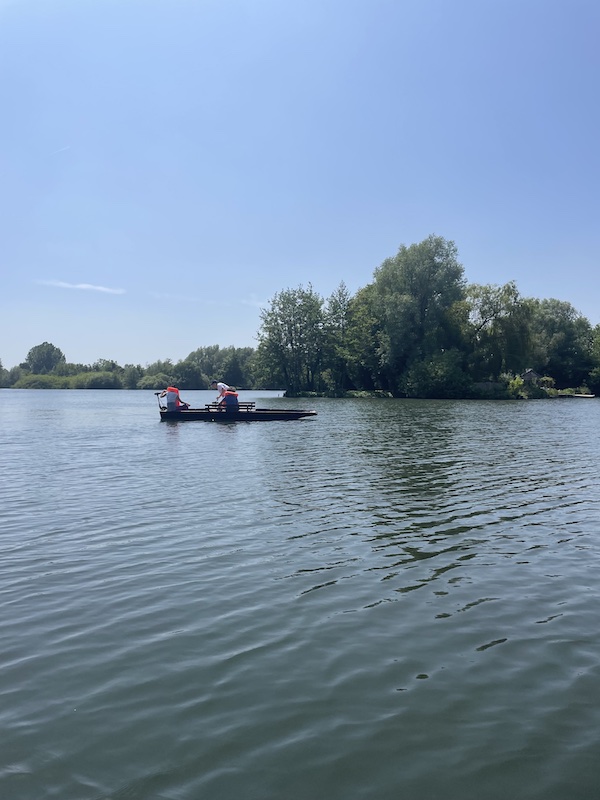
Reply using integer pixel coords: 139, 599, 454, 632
3, 392, 600, 799
257, 397, 600, 609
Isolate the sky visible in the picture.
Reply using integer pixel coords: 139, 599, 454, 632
1, 0, 598, 369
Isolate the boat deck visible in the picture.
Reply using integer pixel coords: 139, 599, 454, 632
159, 400, 317, 422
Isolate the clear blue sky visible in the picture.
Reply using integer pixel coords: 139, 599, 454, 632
1, 0, 598, 369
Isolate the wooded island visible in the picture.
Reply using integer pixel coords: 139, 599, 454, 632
3, 236, 599, 399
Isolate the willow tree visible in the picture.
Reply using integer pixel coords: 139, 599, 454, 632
527, 298, 593, 388
466, 281, 532, 379
373, 235, 466, 393
256, 284, 326, 393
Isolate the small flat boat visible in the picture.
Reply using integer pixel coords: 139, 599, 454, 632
156, 397, 317, 422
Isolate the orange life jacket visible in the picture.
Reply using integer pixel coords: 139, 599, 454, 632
220, 390, 239, 407
166, 386, 182, 406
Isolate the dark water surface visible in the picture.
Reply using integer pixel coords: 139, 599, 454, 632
1, 389, 600, 799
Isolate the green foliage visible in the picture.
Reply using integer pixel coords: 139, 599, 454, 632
256, 284, 326, 393
373, 235, 466, 393
523, 384, 549, 399
25, 342, 66, 374
466, 282, 531, 379
54, 362, 91, 377
500, 373, 548, 399
471, 381, 510, 399
5, 237, 598, 399
344, 284, 382, 391
586, 325, 600, 393
144, 359, 174, 376
122, 365, 144, 389
527, 298, 593, 388
221, 347, 255, 388
400, 350, 472, 399
70, 371, 124, 389
137, 373, 171, 390
587, 367, 600, 394
14, 373, 70, 389
506, 375, 526, 399
172, 359, 205, 390
7, 366, 24, 386
323, 281, 354, 394
181, 346, 220, 381
92, 359, 122, 373
177, 345, 255, 389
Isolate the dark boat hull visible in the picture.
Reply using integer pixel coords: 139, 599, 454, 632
160, 407, 317, 422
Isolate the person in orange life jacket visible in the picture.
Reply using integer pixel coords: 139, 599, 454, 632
210, 380, 229, 400
219, 388, 239, 411
160, 386, 189, 411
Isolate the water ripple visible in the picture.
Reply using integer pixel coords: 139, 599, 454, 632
1, 392, 600, 799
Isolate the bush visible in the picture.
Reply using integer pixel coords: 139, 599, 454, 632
401, 351, 472, 399
13, 373, 70, 389
137, 373, 171, 390
505, 375, 525, 398
587, 367, 600, 394
70, 371, 123, 389
504, 375, 550, 399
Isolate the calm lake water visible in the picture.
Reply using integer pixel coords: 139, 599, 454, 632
1, 389, 600, 800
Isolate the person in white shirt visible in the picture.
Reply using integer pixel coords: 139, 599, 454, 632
210, 380, 229, 400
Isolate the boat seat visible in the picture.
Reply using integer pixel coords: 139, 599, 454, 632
205, 401, 256, 412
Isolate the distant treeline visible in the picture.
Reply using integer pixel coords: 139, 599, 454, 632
3, 236, 599, 399
0, 344, 258, 392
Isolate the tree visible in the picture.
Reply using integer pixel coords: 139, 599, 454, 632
182, 346, 226, 384
373, 235, 466, 393
587, 324, 600, 393
176, 345, 255, 388
466, 282, 532, 379
138, 373, 171, 390
25, 342, 65, 374
342, 284, 383, 390
7, 366, 24, 386
256, 284, 326, 393
71, 371, 123, 389
324, 281, 353, 394
54, 361, 91, 377
528, 299, 593, 387
92, 359, 123, 373
172, 359, 205, 390
401, 349, 472, 398
145, 358, 174, 376
122, 364, 144, 389
219, 347, 255, 388
0, 358, 8, 388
